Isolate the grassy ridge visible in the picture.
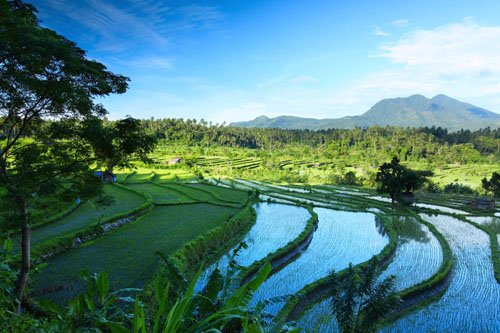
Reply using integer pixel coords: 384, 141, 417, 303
171, 197, 257, 279
185, 182, 249, 205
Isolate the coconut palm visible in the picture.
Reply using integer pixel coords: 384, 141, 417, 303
330, 258, 401, 333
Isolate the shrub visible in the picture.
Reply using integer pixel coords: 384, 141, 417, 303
443, 183, 477, 195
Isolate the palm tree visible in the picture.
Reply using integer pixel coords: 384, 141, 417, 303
330, 257, 401, 333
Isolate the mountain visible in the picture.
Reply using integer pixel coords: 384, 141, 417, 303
230, 94, 500, 131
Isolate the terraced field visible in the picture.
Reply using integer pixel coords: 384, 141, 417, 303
196, 203, 310, 291
33, 204, 238, 303
251, 208, 388, 316
125, 182, 195, 204
15, 184, 146, 250
384, 214, 500, 332
30, 181, 252, 303
27, 177, 500, 332
297, 215, 443, 332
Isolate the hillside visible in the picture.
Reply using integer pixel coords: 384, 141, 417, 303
231, 94, 500, 131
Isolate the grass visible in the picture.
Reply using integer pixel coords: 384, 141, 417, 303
33, 203, 239, 303
418, 163, 495, 190
152, 182, 240, 207
125, 182, 195, 205
16, 184, 146, 250
126, 170, 155, 183
152, 169, 195, 182
183, 183, 249, 205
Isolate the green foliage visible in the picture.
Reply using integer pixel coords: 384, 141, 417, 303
424, 180, 441, 194
0, 239, 16, 314
376, 157, 432, 203
443, 182, 477, 195
38, 263, 272, 332
82, 117, 157, 173
335, 171, 360, 186
330, 258, 401, 333
482, 172, 500, 197
0, 0, 130, 309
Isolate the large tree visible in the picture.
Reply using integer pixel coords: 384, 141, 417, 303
81, 116, 157, 175
0, 0, 129, 310
376, 157, 432, 204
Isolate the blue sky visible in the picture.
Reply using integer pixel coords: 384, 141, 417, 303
29, 0, 500, 123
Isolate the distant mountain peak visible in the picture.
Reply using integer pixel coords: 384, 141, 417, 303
230, 94, 500, 131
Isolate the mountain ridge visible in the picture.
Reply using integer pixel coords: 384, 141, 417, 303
230, 94, 500, 131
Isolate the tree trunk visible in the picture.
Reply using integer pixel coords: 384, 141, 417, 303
15, 200, 30, 313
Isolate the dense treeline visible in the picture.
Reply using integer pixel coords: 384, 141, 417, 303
142, 118, 500, 163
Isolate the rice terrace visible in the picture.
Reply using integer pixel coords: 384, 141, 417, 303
1, 0, 500, 332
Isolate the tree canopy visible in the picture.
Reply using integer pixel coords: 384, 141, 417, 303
482, 172, 500, 197
0, 0, 130, 311
81, 117, 157, 174
376, 157, 432, 204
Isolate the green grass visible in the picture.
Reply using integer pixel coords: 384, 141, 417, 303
153, 183, 239, 206
126, 170, 155, 183
125, 182, 195, 205
33, 203, 238, 303
19, 184, 146, 249
153, 169, 195, 182
428, 164, 495, 190
183, 183, 249, 205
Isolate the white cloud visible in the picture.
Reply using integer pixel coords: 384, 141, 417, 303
379, 20, 500, 76
129, 56, 174, 70
326, 19, 500, 114
372, 26, 389, 37
290, 75, 318, 84
392, 19, 409, 27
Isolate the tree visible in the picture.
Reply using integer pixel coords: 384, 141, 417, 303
482, 172, 500, 197
375, 158, 406, 203
375, 157, 432, 204
330, 258, 401, 333
81, 117, 157, 175
0, 0, 129, 310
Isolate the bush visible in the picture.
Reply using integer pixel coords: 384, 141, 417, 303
336, 171, 359, 186
443, 183, 477, 195
424, 181, 441, 193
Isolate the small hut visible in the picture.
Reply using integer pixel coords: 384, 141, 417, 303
94, 170, 116, 182
467, 198, 495, 210
102, 170, 116, 182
